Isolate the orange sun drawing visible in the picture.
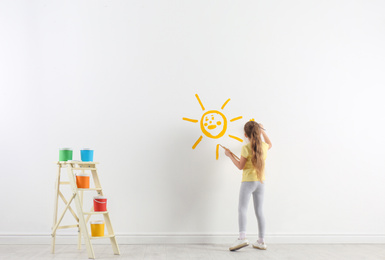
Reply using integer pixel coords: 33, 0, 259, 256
183, 94, 243, 160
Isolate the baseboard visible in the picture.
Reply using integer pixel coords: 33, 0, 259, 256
1, 234, 385, 244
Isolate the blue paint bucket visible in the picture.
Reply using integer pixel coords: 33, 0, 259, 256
81, 148, 94, 162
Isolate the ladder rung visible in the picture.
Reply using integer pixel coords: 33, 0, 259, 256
72, 161, 98, 165
60, 181, 70, 185
57, 161, 99, 165
57, 224, 79, 229
83, 211, 108, 215
73, 168, 97, 171
78, 188, 102, 191
90, 235, 115, 239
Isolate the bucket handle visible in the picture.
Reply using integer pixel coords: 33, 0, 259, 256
94, 199, 106, 204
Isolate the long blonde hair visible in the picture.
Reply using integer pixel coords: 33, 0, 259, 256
244, 121, 265, 183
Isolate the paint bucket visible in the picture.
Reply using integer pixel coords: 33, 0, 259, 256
76, 173, 90, 189
90, 220, 105, 237
59, 148, 73, 161
81, 148, 94, 162
93, 196, 107, 212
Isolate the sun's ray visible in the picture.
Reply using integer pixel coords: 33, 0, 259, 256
195, 94, 205, 111
216, 144, 219, 160
221, 99, 231, 110
230, 116, 243, 122
183, 117, 199, 123
229, 135, 243, 142
192, 136, 203, 149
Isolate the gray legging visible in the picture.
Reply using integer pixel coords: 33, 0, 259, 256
238, 181, 265, 239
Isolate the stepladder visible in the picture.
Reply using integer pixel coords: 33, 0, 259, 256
52, 161, 120, 259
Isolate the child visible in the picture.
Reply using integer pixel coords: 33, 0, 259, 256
223, 121, 272, 251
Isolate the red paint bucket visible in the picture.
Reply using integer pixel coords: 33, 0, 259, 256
94, 196, 107, 212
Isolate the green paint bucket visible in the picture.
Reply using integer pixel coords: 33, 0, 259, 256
59, 148, 73, 161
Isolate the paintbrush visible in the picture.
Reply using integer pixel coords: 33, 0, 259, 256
219, 144, 240, 161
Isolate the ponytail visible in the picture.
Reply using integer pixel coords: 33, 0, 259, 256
244, 121, 265, 183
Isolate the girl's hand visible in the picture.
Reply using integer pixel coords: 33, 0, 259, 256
224, 148, 232, 157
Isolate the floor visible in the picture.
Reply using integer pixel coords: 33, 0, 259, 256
0, 244, 384, 260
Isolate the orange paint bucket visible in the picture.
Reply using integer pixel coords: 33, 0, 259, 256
76, 173, 90, 189
90, 220, 105, 237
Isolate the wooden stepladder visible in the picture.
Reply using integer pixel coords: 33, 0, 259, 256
51, 161, 120, 259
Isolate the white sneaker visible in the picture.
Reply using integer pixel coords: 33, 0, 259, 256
252, 240, 267, 250
229, 239, 249, 251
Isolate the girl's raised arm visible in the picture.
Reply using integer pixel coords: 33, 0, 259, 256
260, 125, 272, 150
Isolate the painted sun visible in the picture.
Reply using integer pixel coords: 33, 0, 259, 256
183, 94, 243, 160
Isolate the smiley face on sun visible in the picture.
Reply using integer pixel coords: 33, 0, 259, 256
183, 94, 243, 160
201, 110, 227, 138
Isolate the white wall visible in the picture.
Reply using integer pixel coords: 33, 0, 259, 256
1, 0, 385, 244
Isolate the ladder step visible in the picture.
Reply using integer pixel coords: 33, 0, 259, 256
60, 182, 70, 185
73, 168, 97, 171
74, 161, 98, 164
57, 224, 79, 229
90, 235, 115, 239
61, 161, 99, 165
83, 211, 108, 215
78, 188, 102, 191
